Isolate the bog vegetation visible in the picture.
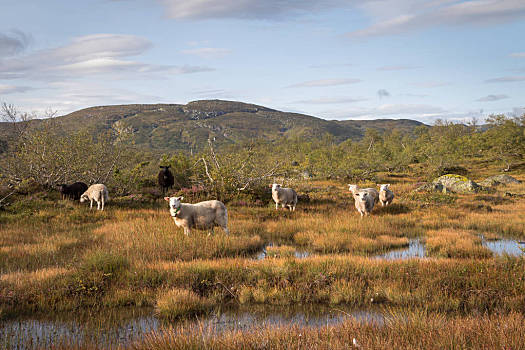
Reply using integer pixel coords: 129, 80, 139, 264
0, 103, 524, 349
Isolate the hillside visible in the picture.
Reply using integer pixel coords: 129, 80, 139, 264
0, 100, 425, 152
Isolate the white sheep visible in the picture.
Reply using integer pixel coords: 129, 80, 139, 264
80, 184, 109, 210
347, 184, 379, 204
164, 196, 229, 235
378, 184, 395, 206
353, 190, 375, 217
271, 183, 298, 211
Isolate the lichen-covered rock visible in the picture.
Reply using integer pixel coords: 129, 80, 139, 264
414, 182, 444, 193
433, 174, 480, 193
478, 174, 521, 187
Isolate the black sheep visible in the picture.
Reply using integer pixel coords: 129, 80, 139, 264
58, 182, 88, 200
158, 165, 175, 194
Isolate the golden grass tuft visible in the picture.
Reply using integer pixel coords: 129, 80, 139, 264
156, 288, 213, 320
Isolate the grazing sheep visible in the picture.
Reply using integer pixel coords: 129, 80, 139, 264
158, 165, 175, 194
164, 196, 229, 235
80, 184, 109, 211
378, 184, 395, 206
353, 190, 375, 217
347, 184, 379, 204
58, 182, 88, 200
271, 183, 298, 211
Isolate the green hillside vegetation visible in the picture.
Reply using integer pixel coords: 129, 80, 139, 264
0, 100, 424, 152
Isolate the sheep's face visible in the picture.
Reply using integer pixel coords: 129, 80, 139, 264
271, 184, 281, 192
79, 194, 89, 203
379, 184, 390, 191
164, 196, 183, 210
354, 191, 369, 202
57, 184, 67, 193
348, 184, 358, 193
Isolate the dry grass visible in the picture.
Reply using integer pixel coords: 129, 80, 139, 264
132, 311, 525, 350
426, 229, 492, 259
155, 288, 213, 320
1, 174, 524, 323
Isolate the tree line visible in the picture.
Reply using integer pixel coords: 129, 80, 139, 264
1, 103, 524, 201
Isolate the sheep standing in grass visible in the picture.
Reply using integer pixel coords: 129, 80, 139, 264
164, 196, 229, 235
353, 190, 375, 217
271, 184, 298, 211
347, 184, 379, 204
80, 184, 109, 211
158, 165, 175, 194
58, 182, 88, 200
378, 184, 394, 206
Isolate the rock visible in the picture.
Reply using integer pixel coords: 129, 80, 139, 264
478, 174, 521, 187
414, 182, 444, 193
301, 170, 313, 179
433, 174, 480, 193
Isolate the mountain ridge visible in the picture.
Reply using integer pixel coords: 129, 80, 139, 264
0, 100, 426, 152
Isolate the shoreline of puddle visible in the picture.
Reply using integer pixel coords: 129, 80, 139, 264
0, 305, 386, 349
256, 236, 524, 261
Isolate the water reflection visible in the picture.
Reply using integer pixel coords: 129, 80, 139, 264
373, 239, 426, 260
0, 305, 384, 349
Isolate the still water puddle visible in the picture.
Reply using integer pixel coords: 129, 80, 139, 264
0, 305, 384, 349
373, 239, 426, 260
480, 236, 524, 257
255, 242, 310, 260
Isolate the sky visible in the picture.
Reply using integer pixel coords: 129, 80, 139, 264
0, 0, 524, 123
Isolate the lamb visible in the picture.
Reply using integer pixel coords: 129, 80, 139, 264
58, 182, 88, 200
158, 165, 175, 194
271, 183, 298, 211
353, 190, 375, 217
164, 196, 229, 235
378, 184, 394, 206
347, 184, 379, 204
80, 184, 109, 211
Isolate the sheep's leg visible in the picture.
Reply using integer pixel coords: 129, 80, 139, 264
97, 200, 101, 210
101, 193, 105, 211
275, 203, 279, 210
183, 227, 190, 235
223, 227, 230, 235
90, 199, 93, 209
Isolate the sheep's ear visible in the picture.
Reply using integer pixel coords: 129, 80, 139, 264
179, 196, 184, 201
269, 184, 272, 188
164, 197, 170, 201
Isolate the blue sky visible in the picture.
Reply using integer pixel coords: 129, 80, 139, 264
0, 0, 524, 123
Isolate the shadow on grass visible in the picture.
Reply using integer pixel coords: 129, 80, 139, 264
374, 203, 411, 216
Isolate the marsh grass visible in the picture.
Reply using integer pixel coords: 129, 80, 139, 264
426, 230, 493, 259
156, 289, 213, 320
1, 174, 525, 323
131, 311, 525, 350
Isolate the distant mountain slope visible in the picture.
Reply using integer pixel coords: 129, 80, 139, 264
0, 100, 426, 152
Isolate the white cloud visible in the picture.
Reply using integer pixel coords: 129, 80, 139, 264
0, 84, 34, 95
156, 0, 348, 20
476, 94, 509, 102
0, 34, 214, 80
288, 78, 361, 88
348, 0, 525, 38
16, 81, 163, 115
296, 97, 366, 104
510, 52, 525, 57
181, 47, 231, 58
485, 76, 525, 83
